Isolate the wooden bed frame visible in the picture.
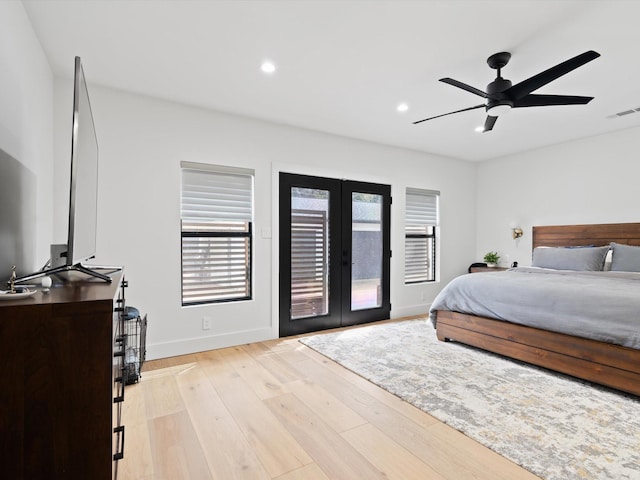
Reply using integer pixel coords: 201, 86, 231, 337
436, 222, 640, 397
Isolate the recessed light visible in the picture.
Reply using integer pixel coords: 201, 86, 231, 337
396, 103, 409, 112
261, 61, 276, 74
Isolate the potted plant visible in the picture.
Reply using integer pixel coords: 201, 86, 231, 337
483, 251, 500, 267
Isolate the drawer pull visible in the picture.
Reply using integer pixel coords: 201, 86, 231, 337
113, 375, 125, 403
114, 334, 127, 357
113, 425, 125, 461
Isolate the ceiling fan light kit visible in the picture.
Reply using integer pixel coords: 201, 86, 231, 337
486, 104, 511, 116
414, 50, 600, 132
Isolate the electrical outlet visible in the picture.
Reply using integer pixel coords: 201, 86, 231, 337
202, 317, 211, 330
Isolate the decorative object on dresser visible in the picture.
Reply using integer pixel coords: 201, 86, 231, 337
0, 272, 127, 479
432, 222, 640, 397
0, 265, 37, 300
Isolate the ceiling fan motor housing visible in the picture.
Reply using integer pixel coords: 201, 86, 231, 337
486, 77, 513, 110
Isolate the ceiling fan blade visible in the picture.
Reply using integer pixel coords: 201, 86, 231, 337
513, 94, 594, 107
413, 104, 485, 124
506, 50, 600, 100
483, 115, 498, 132
440, 78, 488, 98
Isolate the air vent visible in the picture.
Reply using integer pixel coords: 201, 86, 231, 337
607, 107, 640, 119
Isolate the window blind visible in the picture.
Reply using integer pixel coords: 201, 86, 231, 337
405, 188, 439, 226
180, 163, 253, 305
181, 167, 253, 223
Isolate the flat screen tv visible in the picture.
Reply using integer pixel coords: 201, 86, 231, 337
68, 55, 99, 267
15, 56, 118, 284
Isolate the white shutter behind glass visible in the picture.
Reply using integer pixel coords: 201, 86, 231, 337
405, 189, 439, 284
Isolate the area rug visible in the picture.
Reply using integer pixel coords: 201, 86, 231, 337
300, 319, 640, 480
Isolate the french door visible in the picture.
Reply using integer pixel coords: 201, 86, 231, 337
279, 173, 391, 337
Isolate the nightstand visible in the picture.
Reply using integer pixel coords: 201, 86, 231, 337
469, 266, 509, 273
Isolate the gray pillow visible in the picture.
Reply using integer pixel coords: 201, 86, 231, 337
532, 245, 610, 271
610, 243, 640, 272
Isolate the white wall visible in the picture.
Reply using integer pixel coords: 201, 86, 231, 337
20, 0, 639, 359
476, 126, 640, 267
51, 84, 477, 359
0, 2, 54, 275
18, 0, 639, 359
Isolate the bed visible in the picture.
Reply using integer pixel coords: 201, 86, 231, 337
431, 222, 640, 396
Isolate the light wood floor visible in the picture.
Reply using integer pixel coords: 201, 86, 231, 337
118, 319, 541, 480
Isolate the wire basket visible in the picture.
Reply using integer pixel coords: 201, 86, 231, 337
123, 306, 147, 385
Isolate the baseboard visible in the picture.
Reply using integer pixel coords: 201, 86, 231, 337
145, 327, 276, 360
392, 303, 431, 319
146, 307, 433, 360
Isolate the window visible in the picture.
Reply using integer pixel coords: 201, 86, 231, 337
180, 162, 253, 305
405, 188, 439, 283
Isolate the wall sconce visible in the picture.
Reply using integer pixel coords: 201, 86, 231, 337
512, 227, 524, 239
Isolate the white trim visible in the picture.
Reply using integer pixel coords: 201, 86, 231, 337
393, 303, 431, 318
146, 327, 275, 360
180, 160, 254, 176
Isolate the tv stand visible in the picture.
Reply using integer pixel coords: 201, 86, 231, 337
0, 272, 127, 479
14, 262, 121, 284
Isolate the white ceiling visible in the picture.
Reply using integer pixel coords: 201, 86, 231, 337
22, 0, 640, 162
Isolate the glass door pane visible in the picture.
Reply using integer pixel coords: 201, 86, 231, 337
351, 192, 382, 310
290, 187, 330, 319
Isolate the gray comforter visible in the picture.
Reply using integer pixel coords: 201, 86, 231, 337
429, 267, 640, 349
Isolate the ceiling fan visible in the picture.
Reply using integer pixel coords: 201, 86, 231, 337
414, 50, 600, 132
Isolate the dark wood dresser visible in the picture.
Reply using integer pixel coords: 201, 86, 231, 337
0, 272, 126, 479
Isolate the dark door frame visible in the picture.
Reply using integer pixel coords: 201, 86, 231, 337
278, 172, 391, 337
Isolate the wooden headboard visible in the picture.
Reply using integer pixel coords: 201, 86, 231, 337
533, 222, 640, 249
